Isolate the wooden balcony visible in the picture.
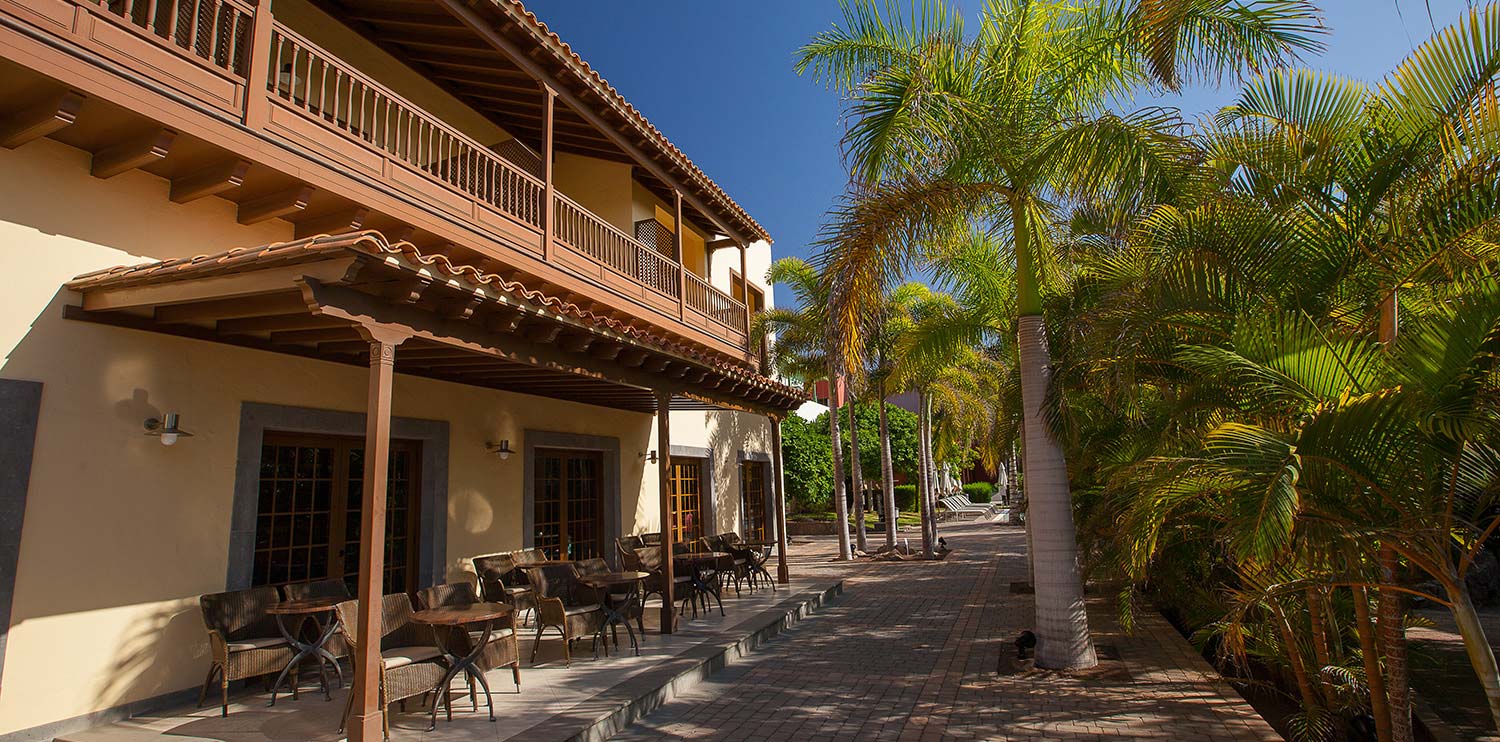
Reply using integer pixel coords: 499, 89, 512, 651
0, 0, 752, 358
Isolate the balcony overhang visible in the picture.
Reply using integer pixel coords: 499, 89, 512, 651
64, 232, 804, 415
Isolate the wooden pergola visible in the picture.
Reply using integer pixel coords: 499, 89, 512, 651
64, 231, 801, 740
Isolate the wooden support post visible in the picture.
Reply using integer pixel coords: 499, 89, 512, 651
656, 389, 677, 633
347, 326, 407, 742
541, 84, 556, 260
770, 414, 790, 584
739, 242, 752, 361
674, 191, 686, 318
243, 0, 275, 129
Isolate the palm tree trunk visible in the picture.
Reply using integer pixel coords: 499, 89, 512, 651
1018, 314, 1097, 670
849, 397, 868, 553
827, 370, 852, 561
1444, 570, 1500, 731
1378, 548, 1412, 742
878, 380, 897, 549
918, 395, 930, 551
916, 389, 934, 558
1270, 596, 1323, 714
1352, 585, 1394, 742
1307, 587, 1332, 672
1012, 193, 1095, 670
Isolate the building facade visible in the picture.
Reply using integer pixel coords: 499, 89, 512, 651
0, 0, 800, 738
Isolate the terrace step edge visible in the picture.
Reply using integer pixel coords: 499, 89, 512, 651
518, 579, 845, 742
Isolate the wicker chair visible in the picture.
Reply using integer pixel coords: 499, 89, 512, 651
197, 586, 295, 717
701, 535, 749, 597
414, 583, 521, 692
522, 564, 603, 666
471, 552, 535, 624
333, 594, 447, 738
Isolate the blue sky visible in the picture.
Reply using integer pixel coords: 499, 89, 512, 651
525, 1, 1474, 269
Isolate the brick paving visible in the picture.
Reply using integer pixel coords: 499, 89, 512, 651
612, 521, 1280, 741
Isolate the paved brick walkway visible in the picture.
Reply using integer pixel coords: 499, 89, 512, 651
612, 521, 1280, 741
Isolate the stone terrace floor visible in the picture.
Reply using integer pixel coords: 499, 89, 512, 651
614, 521, 1281, 741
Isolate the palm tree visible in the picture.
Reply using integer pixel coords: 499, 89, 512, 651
756, 257, 854, 560
869, 282, 927, 548
797, 0, 1324, 669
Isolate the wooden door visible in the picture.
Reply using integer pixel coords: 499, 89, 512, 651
740, 461, 767, 541
254, 433, 420, 595
533, 449, 604, 560
669, 458, 704, 545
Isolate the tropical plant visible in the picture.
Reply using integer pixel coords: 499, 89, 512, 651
797, 0, 1324, 669
756, 257, 853, 559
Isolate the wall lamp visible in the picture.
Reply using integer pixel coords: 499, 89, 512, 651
640, 450, 659, 464
144, 414, 193, 446
486, 440, 514, 461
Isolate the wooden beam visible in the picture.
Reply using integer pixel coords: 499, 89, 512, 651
706, 237, 738, 251
269, 327, 361, 344
644, 357, 671, 373
618, 348, 649, 368
238, 185, 314, 225
295, 207, 371, 239
542, 85, 556, 260
91, 128, 176, 179
524, 324, 562, 345
0, 90, 85, 149
153, 293, 306, 323
590, 342, 623, 361
170, 159, 250, 203
674, 191, 686, 320
656, 388, 677, 634
559, 332, 593, 353
217, 313, 347, 334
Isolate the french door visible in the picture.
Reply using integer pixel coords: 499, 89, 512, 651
740, 461, 767, 541
669, 458, 705, 545
253, 432, 420, 595
533, 449, 604, 560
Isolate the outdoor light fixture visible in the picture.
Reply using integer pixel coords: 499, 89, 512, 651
486, 440, 514, 461
144, 414, 193, 446
640, 450, 659, 464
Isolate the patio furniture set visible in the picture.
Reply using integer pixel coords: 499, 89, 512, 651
193, 532, 777, 735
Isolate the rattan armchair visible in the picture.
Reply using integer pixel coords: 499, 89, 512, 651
197, 586, 295, 717
415, 583, 521, 691
334, 594, 447, 739
522, 564, 603, 666
471, 552, 535, 625
701, 535, 749, 597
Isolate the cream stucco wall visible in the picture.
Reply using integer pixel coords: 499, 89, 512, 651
0, 139, 768, 736
554, 152, 634, 234
271, 0, 513, 149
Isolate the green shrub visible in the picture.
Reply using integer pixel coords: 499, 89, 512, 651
963, 482, 995, 503
893, 484, 918, 512
779, 415, 832, 512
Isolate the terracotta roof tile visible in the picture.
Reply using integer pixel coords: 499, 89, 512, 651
67, 232, 804, 403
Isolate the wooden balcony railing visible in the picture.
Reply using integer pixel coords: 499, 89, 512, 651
554, 193, 681, 299
93, 0, 253, 78
266, 22, 544, 229
7, 0, 753, 354
686, 272, 747, 331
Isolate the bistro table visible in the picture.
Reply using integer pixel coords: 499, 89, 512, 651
409, 602, 513, 731
739, 540, 780, 590
265, 597, 344, 706
577, 571, 650, 656
672, 551, 727, 618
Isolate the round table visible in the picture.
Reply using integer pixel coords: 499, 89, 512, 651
410, 602, 513, 730
265, 597, 344, 706
578, 571, 651, 656
672, 552, 728, 618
